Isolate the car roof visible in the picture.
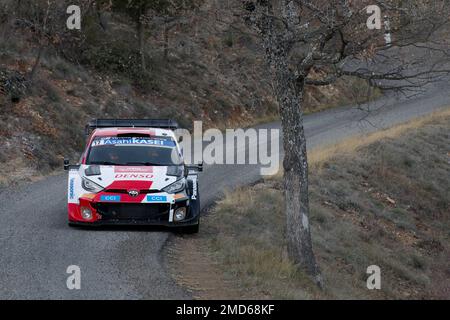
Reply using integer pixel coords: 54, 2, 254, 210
91, 127, 176, 138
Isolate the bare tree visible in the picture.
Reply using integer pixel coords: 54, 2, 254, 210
11, 0, 78, 80
106, 0, 191, 69
11, 0, 52, 81
159, 0, 201, 61
112, 0, 154, 71
241, 0, 450, 286
28, 0, 52, 81
0, 0, 71, 100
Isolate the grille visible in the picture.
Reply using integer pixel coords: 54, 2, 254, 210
103, 189, 161, 195
95, 203, 170, 221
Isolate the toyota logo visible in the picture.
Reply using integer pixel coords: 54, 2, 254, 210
128, 190, 139, 197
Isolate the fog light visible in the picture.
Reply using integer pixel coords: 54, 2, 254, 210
81, 207, 93, 220
174, 207, 187, 222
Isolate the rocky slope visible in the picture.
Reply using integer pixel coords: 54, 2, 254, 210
0, 0, 375, 187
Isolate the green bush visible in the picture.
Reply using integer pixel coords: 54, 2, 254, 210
223, 32, 234, 47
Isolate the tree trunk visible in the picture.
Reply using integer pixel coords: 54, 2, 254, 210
96, 1, 107, 31
163, 21, 169, 61
271, 55, 322, 286
29, 43, 43, 81
247, 0, 323, 286
15, 0, 22, 15
29, 0, 50, 82
137, 18, 146, 71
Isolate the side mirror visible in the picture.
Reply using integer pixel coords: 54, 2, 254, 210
178, 136, 183, 143
184, 162, 203, 175
64, 158, 70, 171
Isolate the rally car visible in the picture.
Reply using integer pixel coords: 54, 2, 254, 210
64, 119, 202, 233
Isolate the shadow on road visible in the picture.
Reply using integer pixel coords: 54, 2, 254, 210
68, 224, 178, 233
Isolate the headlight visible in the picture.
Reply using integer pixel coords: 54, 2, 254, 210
81, 207, 93, 220
174, 207, 187, 222
162, 178, 186, 194
81, 177, 104, 193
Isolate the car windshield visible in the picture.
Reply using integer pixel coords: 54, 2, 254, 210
86, 136, 182, 166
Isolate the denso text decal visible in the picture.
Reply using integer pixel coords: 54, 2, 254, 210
114, 174, 154, 179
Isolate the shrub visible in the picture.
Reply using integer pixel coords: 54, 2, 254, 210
80, 42, 157, 92
223, 32, 234, 48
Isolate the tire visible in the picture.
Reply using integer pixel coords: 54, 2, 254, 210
184, 179, 200, 234
182, 219, 200, 234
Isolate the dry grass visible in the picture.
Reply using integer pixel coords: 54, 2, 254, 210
308, 108, 450, 167
169, 108, 450, 299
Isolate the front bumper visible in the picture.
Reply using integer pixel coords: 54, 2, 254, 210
68, 193, 198, 226
68, 214, 199, 227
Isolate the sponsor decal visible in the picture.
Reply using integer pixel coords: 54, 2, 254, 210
100, 195, 121, 202
69, 178, 75, 200
191, 176, 198, 200
91, 137, 175, 147
147, 195, 167, 202
114, 174, 154, 179
115, 166, 153, 173
81, 193, 96, 200
173, 193, 188, 200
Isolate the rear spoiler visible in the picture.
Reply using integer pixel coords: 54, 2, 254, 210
85, 119, 179, 136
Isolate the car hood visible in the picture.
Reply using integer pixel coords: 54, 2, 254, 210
79, 165, 178, 191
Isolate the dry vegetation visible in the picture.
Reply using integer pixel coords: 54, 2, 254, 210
168, 109, 450, 299
0, 0, 378, 189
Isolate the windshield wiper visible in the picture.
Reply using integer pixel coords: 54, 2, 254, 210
88, 161, 117, 165
124, 162, 163, 166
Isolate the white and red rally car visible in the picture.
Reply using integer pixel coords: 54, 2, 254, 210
64, 119, 202, 233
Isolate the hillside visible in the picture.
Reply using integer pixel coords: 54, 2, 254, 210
168, 109, 450, 299
0, 0, 376, 188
